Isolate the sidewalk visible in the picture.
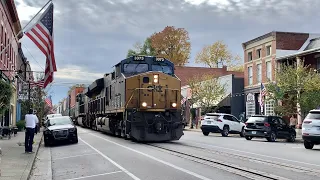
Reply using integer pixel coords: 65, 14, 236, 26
184, 127, 303, 142
0, 129, 43, 180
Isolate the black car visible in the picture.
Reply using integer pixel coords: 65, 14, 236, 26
244, 115, 296, 142
43, 116, 78, 146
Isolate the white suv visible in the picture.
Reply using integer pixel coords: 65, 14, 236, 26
200, 113, 245, 137
302, 109, 320, 149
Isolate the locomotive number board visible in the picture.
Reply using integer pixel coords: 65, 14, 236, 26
155, 57, 165, 61
133, 56, 145, 61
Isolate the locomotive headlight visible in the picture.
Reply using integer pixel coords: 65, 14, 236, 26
172, 103, 177, 108
153, 74, 159, 83
142, 102, 147, 107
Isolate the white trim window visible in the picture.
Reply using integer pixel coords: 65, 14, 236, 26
257, 63, 262, 83
265, 99, 275, 116
266, 61, 272, 81
248, 66, 253, 85
266, 45, 271, 56
246, 103, 255, 117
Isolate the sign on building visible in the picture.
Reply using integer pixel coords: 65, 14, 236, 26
246, 93, 255, 118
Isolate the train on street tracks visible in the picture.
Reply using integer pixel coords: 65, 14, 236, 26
74, 56, 184, 142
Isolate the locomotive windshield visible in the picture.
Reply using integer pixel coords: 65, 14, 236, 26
151, 64, 173, 74
123, 63, 148, 74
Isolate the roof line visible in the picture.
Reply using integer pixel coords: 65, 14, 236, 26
242, 31, 311, 48
276, 47, 320, 61
242, 31, 275, 48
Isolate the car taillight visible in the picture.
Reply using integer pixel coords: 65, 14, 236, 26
304, 121, 312, 124
264, 123, 270, 127
216, 119, 222, 122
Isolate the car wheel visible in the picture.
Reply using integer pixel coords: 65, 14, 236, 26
267, 131, 276, 142
44, 139, 49, 147
287, 133, 296, 142
240, 127, 245, 137
245, 136, 252, 140
304, 141, 314, 149
74, 137, 78, 143
202, 131, 209, 136
221, 126, 229, 137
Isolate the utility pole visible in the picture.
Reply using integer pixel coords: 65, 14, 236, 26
28, 82, 31, 110
68, 94, 71, 117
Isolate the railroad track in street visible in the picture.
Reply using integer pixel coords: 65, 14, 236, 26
148, 144, 291, 180
172, 142, 320, 178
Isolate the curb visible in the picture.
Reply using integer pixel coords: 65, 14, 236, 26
22, 134, 43, 180
183, 128, 304, 143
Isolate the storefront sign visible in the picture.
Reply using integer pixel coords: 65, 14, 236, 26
246, 93, 255, 104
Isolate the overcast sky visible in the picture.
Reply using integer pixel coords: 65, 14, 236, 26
15, 0, 320, 105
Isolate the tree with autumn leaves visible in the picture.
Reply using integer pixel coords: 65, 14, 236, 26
127, 26, 191, 66
149, 26, 191, 66
195, 41, 243, 71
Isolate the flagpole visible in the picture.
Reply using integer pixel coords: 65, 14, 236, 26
0, 0, 52, 57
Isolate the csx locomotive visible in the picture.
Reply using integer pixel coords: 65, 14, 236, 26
75, 56, 184, 142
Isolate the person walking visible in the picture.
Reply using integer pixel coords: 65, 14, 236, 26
290, 115, 297, 129
33, 110, 39, 135
25, 109, 37, 153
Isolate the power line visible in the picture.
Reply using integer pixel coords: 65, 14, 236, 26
22, 43, 44, 70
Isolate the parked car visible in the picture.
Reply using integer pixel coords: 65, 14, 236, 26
244, 115, 296, 142
43, 113, 62, 127
302, 109, 320, 149
43, 116, 78, 146
200, 113, 245, 137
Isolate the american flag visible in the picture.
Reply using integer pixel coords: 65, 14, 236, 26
261, 83, 267, 97
45, 95, 53, 108
29, 79, 44, 88
25, 3, 56, 89
259, 83, 267, 114
181, 96, 187, 105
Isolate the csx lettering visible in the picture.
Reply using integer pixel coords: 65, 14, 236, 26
134, 56, 145, 60
147, 85, 163, 92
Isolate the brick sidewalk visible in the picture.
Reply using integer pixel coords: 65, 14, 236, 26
0, 130, 43, 180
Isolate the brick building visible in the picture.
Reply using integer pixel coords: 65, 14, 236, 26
242, 31, 320, 119
0, 0, 23, 127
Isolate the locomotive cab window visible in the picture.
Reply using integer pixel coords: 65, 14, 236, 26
151, 64, 173, 75
123, 63, 148, 74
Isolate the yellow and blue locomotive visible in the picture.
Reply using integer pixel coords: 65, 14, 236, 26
75, 56, 184, 142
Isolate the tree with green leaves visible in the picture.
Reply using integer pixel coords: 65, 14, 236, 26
195, 41, 241, 69
0, 80, 12, 115
266, 60, 320, 117
126, 38, 156, 58
187, 74, 226, 113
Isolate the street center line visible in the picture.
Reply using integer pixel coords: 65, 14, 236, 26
79, 137, 140, 180
89, 133, 212, 180
65, 171, 122, 180
54, 153, 98, 160
189, 141, 320, 167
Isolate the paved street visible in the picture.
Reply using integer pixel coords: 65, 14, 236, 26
30, 127, 320, 180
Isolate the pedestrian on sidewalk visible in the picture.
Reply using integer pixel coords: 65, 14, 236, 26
25, 109, 37, 153
290, 115, 297, 129
33, 110, 39, 135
